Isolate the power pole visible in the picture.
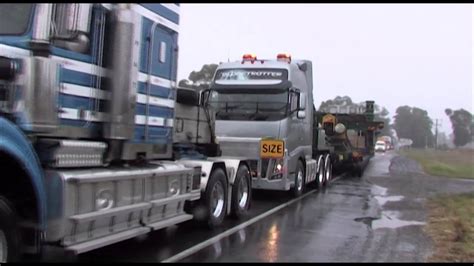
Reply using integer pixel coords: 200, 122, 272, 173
435, 119, 438, 150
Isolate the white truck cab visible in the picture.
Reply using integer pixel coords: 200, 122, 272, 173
375, 140, 387, 152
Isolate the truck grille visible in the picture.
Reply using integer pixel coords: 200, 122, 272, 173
248, 159, 271, 178
261, 159, 270, 178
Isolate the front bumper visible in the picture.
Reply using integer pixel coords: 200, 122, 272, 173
251, 176, 292, 191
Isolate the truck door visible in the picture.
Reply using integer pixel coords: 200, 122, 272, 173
288, 89, 304, 170
51, 4, 107, 136
129, 14, 179, 159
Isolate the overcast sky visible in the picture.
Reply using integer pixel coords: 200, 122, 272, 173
177, 4, 473, 135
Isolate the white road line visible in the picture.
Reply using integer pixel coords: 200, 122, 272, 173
161, 189, 318, 263
162, 173, 346, 262
330, 172, 347, 183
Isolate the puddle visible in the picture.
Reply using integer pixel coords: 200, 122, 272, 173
371, 184, 405, 206
356, 184, 425, 231
354, 189, 426, 230
355, 209, 425, 231
373, 195, 404, 206
354, 216, 378, 227
371, 185, 388, 196
372, 211, 425, 230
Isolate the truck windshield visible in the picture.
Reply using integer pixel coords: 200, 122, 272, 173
209, 89, 289, 121
0, 4, 34, 35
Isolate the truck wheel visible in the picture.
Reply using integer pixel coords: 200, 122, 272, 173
324, 155, 333, 183
316, 155, 325, 189
231, 164, 251, 219
291, 160, 305, 197
356, 165, 363, 178
204, 168, 228, 229
350, 164, 362, 178
0, 196, 20, 262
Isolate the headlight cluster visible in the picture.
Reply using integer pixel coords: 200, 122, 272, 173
96, 189, 114, 211
269, 159, 285, 180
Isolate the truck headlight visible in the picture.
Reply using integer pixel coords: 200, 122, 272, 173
96, 189, 114, 211
272, 158, 284, 174
276, 163, 282, 172
169, 179, 180, 196
270, 159, 285, 180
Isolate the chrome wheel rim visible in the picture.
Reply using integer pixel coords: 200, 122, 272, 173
326, 162, 331, 181
318, 165, 324, 184
211, 182, 225, 218
297, 169, 303, 191
238, 175, 249, 209
0, 229, 7, 263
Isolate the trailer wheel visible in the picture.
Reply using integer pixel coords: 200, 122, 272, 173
204, 168, 228, 229
324, 155, 333, 183
291, 160, 305, 197
231, 164, 251, 219
356, 165, 363, 178
350, 163, 362, 178
0, 196, 20, 263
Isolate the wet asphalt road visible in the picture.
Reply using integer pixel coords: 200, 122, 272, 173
38, 151, 474, 262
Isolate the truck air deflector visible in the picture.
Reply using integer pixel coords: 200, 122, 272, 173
210, 80, 292, 91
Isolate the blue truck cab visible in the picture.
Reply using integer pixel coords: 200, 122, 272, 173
0, 4, 254, 262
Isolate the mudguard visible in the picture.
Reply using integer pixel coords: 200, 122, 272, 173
0, 117, 46, 230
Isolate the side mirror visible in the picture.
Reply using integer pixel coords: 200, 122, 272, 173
176, 87, 199, 106
52, 4, 92, 38
200, 89, 210, 106
298, 92, 306, 111
51, 4, 92, 53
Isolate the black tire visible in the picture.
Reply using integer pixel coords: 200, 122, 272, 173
356, 165, 363, 178
230, 164, 252, 219
0, 196, 21, 262
291, 160, 305, 198
350, 164, 362, 178
204, 168, 228, 229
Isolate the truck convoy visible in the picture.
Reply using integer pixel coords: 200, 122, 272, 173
0, 3, 253, 262
0, 3, 383, 262
375, 140, 388, 152
315, 110, 384, 176
377, 136, 393, 150
206, 53, 384, 195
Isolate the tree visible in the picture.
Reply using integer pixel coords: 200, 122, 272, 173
178, 79, 192, 88
393, 106, 434, 148
318, 96, 393, 137
318, 96, 354, 112
179, 63, 218, 90
445, 108, 473, 147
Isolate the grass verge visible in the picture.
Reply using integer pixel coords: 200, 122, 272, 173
399, 148, 474, 179
425, 192, 474, 262
399, 148, 474, 261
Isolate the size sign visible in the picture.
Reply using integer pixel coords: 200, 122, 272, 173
260, 139, 284, 159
